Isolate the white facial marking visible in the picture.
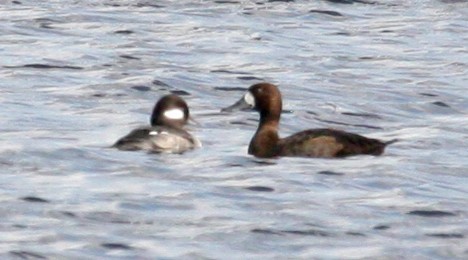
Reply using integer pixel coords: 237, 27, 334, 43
244, 92, 255, 107
163, 108, 185, 120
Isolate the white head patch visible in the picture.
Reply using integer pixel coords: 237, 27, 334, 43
163, 108, 185, 120
244, 91, 255, 107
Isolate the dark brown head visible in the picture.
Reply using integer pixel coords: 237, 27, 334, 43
222, 83, 282, 158
150, 94, 189, 128
222, 82, 283, 122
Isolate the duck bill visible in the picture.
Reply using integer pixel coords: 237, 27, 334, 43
221, 97, 253, 112
188, 116, 200, 126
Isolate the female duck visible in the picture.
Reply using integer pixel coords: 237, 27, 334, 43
222, 83, 396, 158
114, 94, 201, 153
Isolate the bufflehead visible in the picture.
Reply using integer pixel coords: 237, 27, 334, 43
114, 94, 201, 153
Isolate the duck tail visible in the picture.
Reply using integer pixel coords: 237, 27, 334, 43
384, 139, 399, 146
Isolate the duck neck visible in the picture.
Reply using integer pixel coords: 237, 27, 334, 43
248, 113, 280, 158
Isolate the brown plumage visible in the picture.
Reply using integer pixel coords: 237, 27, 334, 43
222, 83, 396, 158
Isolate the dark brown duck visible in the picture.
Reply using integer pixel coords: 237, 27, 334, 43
222, 83, 396, 158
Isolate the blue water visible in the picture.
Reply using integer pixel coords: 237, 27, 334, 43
1, 0, 467, 259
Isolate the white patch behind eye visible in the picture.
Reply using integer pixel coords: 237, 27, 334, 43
163, 108, 185, 120
244, 92, 255, 107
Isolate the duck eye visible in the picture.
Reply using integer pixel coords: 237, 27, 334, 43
244, 92, 255, 107
163, 108, 185, 120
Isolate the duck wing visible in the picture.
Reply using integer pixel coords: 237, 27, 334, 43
278, 128, 391, 158
113, 126, 199, 153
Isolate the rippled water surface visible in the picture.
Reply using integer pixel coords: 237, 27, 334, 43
1, 0, 467, 259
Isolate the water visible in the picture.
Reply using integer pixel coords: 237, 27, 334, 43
1, 0, 467, 258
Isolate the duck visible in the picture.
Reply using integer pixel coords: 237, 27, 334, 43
221, 82, 396, 158
113, 94, 201, 153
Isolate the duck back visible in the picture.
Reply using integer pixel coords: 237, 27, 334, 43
278, 128, 391, 158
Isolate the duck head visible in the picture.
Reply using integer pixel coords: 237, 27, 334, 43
151, 94, 189, 128
222, 82, 282, 121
